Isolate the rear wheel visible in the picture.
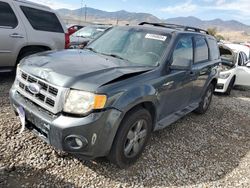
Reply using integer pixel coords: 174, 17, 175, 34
108, 107, 152, 168
194, 83, 214, 114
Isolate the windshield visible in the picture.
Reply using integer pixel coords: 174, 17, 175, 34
73, 26, 107, 39
88, 27, 170, 66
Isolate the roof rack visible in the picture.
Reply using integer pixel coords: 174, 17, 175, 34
139, 22, 209, 35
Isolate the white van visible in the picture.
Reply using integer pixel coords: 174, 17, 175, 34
0, 0, 69, 72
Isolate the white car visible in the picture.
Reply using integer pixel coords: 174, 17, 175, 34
215, 43, 250, 95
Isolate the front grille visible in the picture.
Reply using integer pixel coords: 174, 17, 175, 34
16, 70, 68, 114
48, 86, 58, 96
46, 97, 55, 107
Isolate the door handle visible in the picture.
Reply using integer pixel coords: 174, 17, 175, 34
163, 81, 174, 87
9, 33, 24, 38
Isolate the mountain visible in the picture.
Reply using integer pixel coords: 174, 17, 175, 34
57, 7, 161, 24
165, 16, 250, 32
57, 8, 250, 33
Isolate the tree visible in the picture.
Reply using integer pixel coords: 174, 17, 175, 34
216, 35, 225, 41
207, 27, 217, 37
207, 27, 225, 41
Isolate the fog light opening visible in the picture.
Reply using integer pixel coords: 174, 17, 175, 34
65, 135, 88, 150
75, 137, 83, 148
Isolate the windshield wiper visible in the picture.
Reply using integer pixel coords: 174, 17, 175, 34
85, 47, 97, 53
102, 53, 130, 62
77, 35, 86, 38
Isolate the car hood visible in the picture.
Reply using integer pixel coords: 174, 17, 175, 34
219, 44, 237, 66
20, 50, 154, 91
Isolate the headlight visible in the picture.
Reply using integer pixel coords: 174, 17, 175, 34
219, 72, 231, 79
63, 90, 107, 115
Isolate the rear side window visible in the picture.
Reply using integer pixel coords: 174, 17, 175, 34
208, 38, 220, 60
20, 6, 64, 33
0, 2, 18, 28
194, 37, 209, 63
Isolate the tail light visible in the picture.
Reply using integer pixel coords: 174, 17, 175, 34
65, 33, 70, 49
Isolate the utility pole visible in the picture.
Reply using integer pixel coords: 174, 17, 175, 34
80, 0, 84, 24
116, 18, 119, 25
85, 4, 87, 21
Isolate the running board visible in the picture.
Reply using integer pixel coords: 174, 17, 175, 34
154, 103, 199, 131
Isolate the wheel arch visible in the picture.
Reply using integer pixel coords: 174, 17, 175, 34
16, 45, 51, 65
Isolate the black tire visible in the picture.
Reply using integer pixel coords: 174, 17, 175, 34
225, 77, 235, 95
108, 107, 152, 168
194, 83, 214, 114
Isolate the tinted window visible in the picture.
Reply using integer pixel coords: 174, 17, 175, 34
208, 38, 220, 60
242, 52, 248, 64
172, 36, 193, 66
21, 6, 63, 33
238, 53, 243, 66
194, 37, 209, 63
0, 2, 18, 28
239, 52, 248, 66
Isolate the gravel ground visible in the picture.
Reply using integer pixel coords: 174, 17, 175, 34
0, 72, 250, 188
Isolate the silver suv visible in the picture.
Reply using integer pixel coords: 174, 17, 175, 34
0, 0, 68, 72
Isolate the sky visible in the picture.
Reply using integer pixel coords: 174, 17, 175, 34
29, 0, 250, 25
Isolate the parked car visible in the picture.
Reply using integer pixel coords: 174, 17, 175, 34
10, 22, 220, 168
215, 43, 250, 95
67, 24, 84, 36
0, 0, 68, 72
69, 25, 112, 49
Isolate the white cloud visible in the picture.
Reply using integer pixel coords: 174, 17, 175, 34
213, 0, 250, 15
28, 0, 79, 10
216, 0, 226, 6
160, 0, 197, 14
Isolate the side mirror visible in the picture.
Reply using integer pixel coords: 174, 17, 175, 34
170, 58, 191, 70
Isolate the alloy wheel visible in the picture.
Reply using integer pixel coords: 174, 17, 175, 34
124, 119, 148, 158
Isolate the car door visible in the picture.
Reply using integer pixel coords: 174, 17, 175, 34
189, 36, 212, 103
235, 52, 250, 86
158, 35, 193, 120
0, 0, 26, 69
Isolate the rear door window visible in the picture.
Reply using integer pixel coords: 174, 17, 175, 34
0, 2, 18, 28
20, 6, 64, 33
194, 37, 209, 63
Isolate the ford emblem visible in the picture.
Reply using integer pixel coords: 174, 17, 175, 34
27, 83, 41, 95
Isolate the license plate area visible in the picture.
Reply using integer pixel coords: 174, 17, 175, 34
16, 106, 26, 133
26, 111, 50, 141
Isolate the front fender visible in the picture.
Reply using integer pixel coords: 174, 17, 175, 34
111, 84, 158, 113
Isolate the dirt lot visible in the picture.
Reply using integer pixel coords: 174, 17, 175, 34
0, 73, 250, 188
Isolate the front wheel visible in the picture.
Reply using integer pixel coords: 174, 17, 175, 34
108, 108, 152, 168
194, 84, 214, 114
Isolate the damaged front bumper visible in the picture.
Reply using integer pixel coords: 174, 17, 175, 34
9, 87, 123, 160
